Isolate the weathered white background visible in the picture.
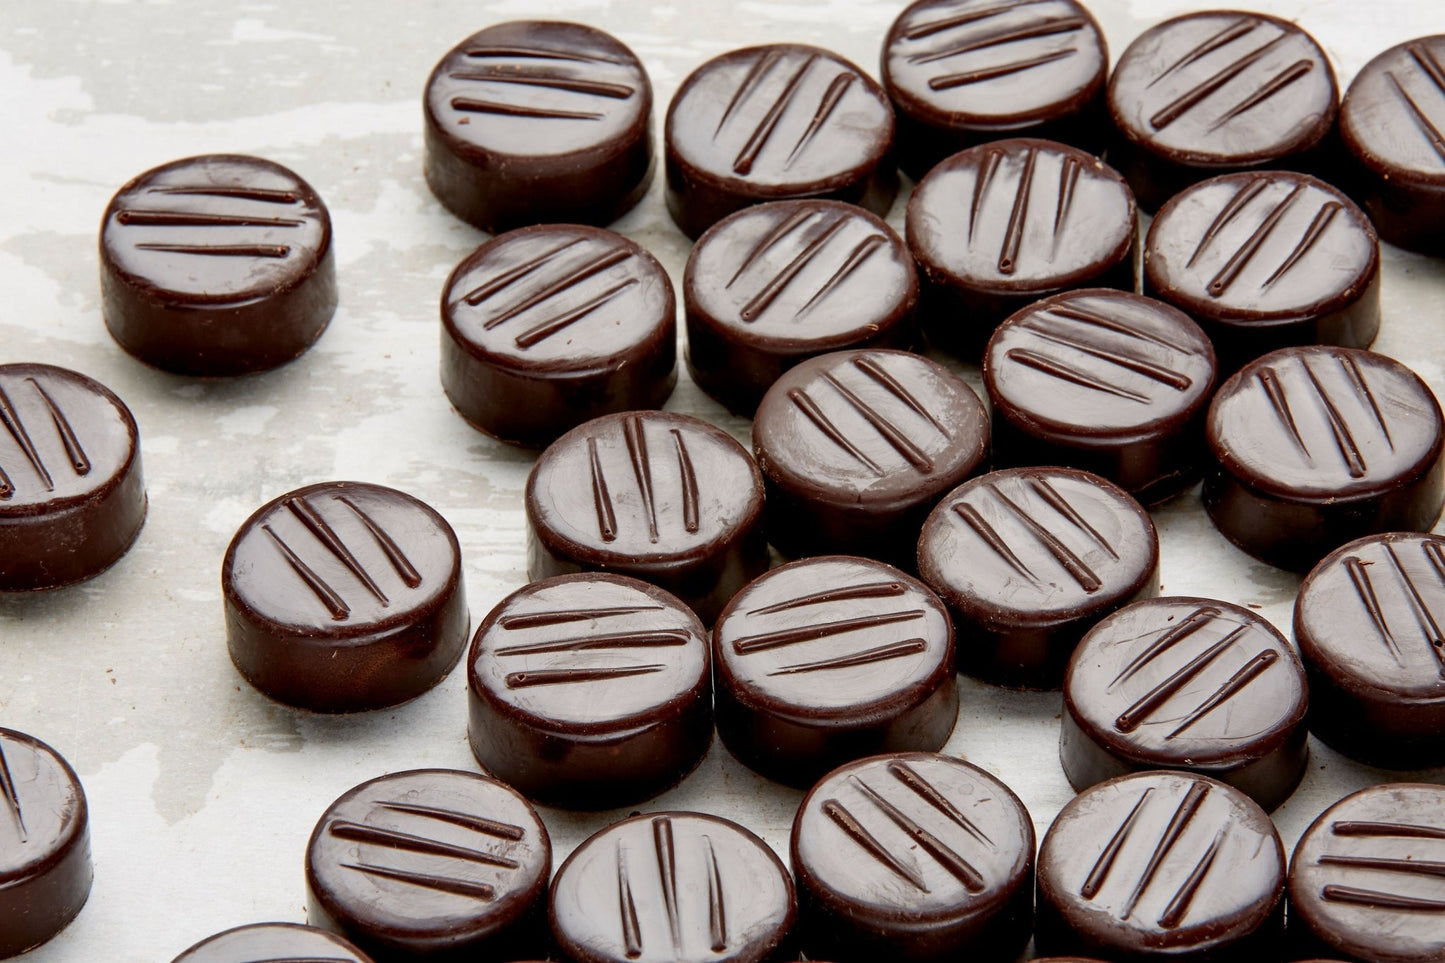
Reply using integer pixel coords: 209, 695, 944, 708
1, 0, 1443, 959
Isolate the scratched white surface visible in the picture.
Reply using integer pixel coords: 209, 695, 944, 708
2, 1, 1444, 960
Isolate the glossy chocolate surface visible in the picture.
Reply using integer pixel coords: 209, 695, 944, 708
665, 43, 897, 239
882, 0, 1109, 179
906, 138, 1137, 359
526, 411, 768, 624
1106, 11, 1338, 211
0, 729, 91, 959
467, 573, 710, 809
100, 153, 336, 376
1036, 771, 1285, 961
423, 21, 653, 233
792, 752, 1034, 962
170, 922, 373, 962
306, 769, 550, 962
1204, 347, 1445, 571
713, 557, 956, 787
917, 466, 1159, 688
1062, 597, 1308, 811
753, 349, 988, 567
1144, 172, 1380, 370
550, 811, 796, 963
0, 363, 146, 592
984, 289, 1216, 505
684, 201, 918, 416
441, 225, 676, 446
223, 481, 468, 713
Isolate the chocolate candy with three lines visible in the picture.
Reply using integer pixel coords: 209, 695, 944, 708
169, 922, 373, 962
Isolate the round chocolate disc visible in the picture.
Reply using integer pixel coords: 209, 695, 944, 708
712, 557, 957, 787
1204, 346, 1445, 572
467, 573, 711, 809
222, 481, 468, 713
170, 922, 372, 963
100, 153, 336, 376
684, 200, 918, 416
441, 225, 676, 446
423, 21, 653, 233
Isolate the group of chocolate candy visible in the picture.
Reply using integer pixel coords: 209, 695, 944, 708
5, 1, 1445, 961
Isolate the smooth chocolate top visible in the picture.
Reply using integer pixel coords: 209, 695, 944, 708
0, 728, 87, 887
1340, 36, 1445, 185
171, 922, 373, 962
1207, 347, 1444, 501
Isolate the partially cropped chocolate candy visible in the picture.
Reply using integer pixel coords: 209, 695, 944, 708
753, 349, 988, 567
684, 200, 918, 416
792, 752, 1034, 963
423, 21, 653, 232
983, 289, 1216, 505
222, 481, 468, 712
1204, 347, 1445, 572
713, 557, 956, 787
100, 154, 336, 376
665, 43, 897, 239
1107, 11, 1339, 211
550, 811, 796, 963
440, 225, 676, 445
467, 573, 711, 809
882, 0, 1109, 179
170, 922, 373, 962
906, 138, 1137, 359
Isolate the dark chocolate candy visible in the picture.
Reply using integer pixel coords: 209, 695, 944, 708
1338, 36, 1445, 255
549, 811, 796, 963
752, 349, 988, 567
684, 200, 918, 416
664, 43, 897, 239
1106, 11, 1338, 211
881, 0, 1109, 179
440, 225, 676, 446
1288, 783, 1445, 962
467, 573, 711, 809
1203, 347, 1445, 572
526, 411, 767, 624
917, 466, 1159, 689
905, 138, 1137, 359
712, 557, 956, 787
791, 752, 1034, 963
1035, 771, 1285, 962
170, 922, 373, 962
983, 289, 1216, 505
1061, 596, 1308, 811
423, 21, 653, 233
0, 728, 92, 959
306, 768, 550, 962
222, 481, 468, 713
100, 154, 336, 376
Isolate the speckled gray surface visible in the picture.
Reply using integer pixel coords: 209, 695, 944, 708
2, 0, 1444, 959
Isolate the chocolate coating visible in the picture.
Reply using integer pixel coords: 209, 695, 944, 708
440, 225, 676, 446
1144, 172, 1380, 371
100, 154, 336, 376
423, 21, 653, 232
753, 349, 989, 567
791, 752, 1034, 962
550, 811, 796, 963
713, 557, 957, 787
526, 411, 768, 624
881, 0, 1109, 179
0, 729, 92, 959
1062, 597, 1308, 811
222, 481, 468, 713
1036, 771, 1285, 962
467, 573, 711, 809
1204, 347, 1445, 572
917, 467, 1160, 689
906, 138, 1137, 359
306, 769, 550, 962
665, 43, 897, 239
684, 201, 918, 416
170, 922, 373, 962
1106, 11, 1339, 211
983, 289, 1217, 505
